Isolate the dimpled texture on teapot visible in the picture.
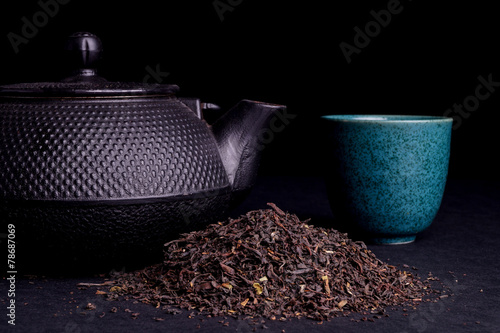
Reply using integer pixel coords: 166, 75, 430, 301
0, 99, 230, 201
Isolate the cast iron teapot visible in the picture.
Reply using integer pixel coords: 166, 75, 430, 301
0, 32, 285, 269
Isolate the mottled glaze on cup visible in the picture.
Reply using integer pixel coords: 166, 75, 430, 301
322, 115, 452, 244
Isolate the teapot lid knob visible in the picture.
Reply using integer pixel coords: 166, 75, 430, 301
63, 32, 104, 82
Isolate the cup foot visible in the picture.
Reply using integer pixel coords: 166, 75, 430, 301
370, 235, 416, 245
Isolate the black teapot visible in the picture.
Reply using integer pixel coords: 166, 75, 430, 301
0, 32, 286, 269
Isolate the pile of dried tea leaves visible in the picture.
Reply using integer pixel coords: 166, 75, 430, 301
106, 203, 440, 321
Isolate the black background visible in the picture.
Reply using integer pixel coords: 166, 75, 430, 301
1, 0, 499, 181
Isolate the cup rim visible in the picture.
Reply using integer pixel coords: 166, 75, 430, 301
321, 114, 453, 123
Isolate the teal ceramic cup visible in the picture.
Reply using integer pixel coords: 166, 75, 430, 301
321, 115, 452, 245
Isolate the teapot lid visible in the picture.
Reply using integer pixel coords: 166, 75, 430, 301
0, 32, 179, 98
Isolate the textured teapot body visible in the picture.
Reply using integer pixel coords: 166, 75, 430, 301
0, 95, 234, 269
0, 96, 230, 202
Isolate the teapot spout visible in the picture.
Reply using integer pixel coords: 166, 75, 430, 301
212, 100, 287, 193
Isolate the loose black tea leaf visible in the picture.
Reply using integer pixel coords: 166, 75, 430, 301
106, 204, 441, 321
